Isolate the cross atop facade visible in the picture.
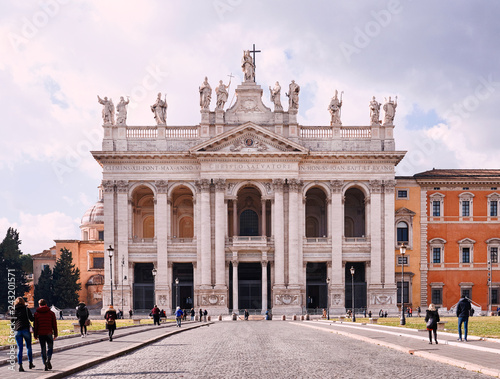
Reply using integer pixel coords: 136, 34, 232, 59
250, 44, 261, 81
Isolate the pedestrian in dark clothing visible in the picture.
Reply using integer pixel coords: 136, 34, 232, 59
456, 297, 472, 341
151, 305, 160, 326
417, 306, 421, 317
104, 305, 117, 341
34, 299, 58, 371
190, 308, 195, 321
244, 309, 249, 320
129, 309, 133, 318
203, 309, 208, 322
199, 309, 203, 322
368, 310, 372, 318
425, 303, 440, 344
13, 297, 35, 372
76, 302, 89, 337
175, 307, 184, 327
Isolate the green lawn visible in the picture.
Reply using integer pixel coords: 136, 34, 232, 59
354, 316, 500, 338
0, 318, 173, 347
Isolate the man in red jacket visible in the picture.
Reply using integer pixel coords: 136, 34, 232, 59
34, 299, 58, 371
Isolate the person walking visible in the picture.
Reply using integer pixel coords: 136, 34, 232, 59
175, 307, 184, 327
76, 302, 89, 337
417, 306, 421, 317
129, 309, 133, 319
244, 309, 249, 320
456, 296, 472, 341
425, 304, 440, 344
104, 305, 117, 341
13, 297, 35, 372
199, 308, 203, 322
190, 308, 195, 321
203, 309, 208, 322
33, 299, 58, 371
151, 304, 160, 326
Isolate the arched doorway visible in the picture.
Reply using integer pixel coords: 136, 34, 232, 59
171, 185, 194, 239
131, 185, 155, 240
305, 187, 328, 237
344, 188, 366, 237
133, 263, 155, 311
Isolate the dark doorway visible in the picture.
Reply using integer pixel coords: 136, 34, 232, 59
238, 263, 262, 310
344, 262, 367, 310
133, 263, 154, 311
172, 263, 194, 310
240, 209, 259, 236
306, 262, 328, 311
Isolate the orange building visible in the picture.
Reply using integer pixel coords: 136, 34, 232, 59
414, 169, 500, 313
394, 177, 421, 312
31, 191, 105, 308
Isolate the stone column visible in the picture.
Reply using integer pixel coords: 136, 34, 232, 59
155, 180, 169, 300
116, 180, 129, 306
102, 180, 115, 302
198, 179, 212, 287
261, 199, 267, 237
214, 179, 226, 288
370, 180, 383, 285
262, 261, 268, 312
383, 180, 397, 285
330, 180, 344, 284
288, 179, 301, 287
273, 179, 285, 286
232, 261, 238, 311
128, 199, 133, 238
232, 199, 238, 237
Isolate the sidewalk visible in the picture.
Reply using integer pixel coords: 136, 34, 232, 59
295, 320, 500, 377
1, 320, 210, 379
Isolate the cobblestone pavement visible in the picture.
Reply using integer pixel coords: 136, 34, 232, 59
71, 322, 488, 379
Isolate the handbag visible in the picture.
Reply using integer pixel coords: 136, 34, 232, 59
84, 319, 91, 326
26, 306, 34, 333
426, 317, 434, 328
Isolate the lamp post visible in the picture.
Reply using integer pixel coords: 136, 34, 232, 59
350, 266, 356, 322
107, 245, 114, 306
152, 268, 157, 306
488, 260, 492, 313
326, 277, 330, 320
400, 243, 406, 326
175, 277, 180, 308
121, 256, 125, 317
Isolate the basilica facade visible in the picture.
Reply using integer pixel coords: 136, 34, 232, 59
93, 55, 405, 315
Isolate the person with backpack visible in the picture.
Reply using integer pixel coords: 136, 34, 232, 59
456, 296, 472, 341
425, 304, 440, 344
76, 302, 89, 337
175, 307, 184, 327
34, 299, 58, 371
13, 297, 35, 372
104, 305, 117, 341
151, 304, 160, 326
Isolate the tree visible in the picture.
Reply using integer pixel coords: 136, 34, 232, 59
34, 265, 54, 306
0, 228, 30, 312
52, 248, 81, 308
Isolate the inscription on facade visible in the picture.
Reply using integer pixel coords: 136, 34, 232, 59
300, 165, 393, 172
208, 163, 294, 171
105, 165, 198, 172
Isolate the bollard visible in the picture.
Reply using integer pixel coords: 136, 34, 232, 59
292, 315, 297, 321
305, 314, 310, 320
207, 315, 211, 321
281, 315, 286, 321
218, 315, 222, 321
232, 313, 237, 321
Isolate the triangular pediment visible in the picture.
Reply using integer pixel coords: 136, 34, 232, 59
189, 122, 309, 155
395, 207, 416, 216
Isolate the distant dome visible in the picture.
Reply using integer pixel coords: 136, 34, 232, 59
81, 200, 104, 225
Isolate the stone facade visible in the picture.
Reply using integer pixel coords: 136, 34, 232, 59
93, 67, 405, 315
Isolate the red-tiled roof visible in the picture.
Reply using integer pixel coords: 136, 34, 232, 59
414, 169, 500, 178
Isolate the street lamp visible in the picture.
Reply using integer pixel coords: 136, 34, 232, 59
175, 277, 180, 308
400, 243, 406, 326
326, 277, 330, 320
121, 256, 125, 317
488, 260, 492, 313
350, 266, 356, 322
107, 245, 114, 306
152, 268, 157, 306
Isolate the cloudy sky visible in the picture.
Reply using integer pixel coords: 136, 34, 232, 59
1, 0, 499, 254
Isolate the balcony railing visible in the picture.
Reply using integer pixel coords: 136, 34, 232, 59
126, 127, 158, 138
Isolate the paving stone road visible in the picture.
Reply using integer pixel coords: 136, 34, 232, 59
70, 322, 487, 379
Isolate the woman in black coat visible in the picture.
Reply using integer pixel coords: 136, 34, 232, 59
13, 297, 35, 371
104, 305, 117, 341
425, 303, 440, 344
76, 302, 89, 337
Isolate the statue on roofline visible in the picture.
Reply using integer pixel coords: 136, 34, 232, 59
383, 96, 398, 125
328, 90, 343, 125
369, 96, 381, 125
269, 81, 282, 111
97, 95, 114, 125
241, 50, 255, 82
286, 80, 300, 110
151, 92, 167, 125
199, 77, 212, 110
116, 96, 129, 125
